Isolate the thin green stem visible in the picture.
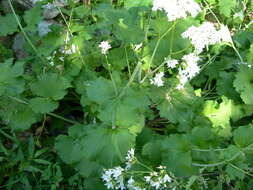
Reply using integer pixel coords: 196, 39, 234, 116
136, 160, 154, 172
203, 0, 221, 25
124, 47, 131, 78
229, 163, 253, 177
192, 143, 253, 168
47, 113, 78, 125
141, 22, 177, 83
105, 55, 118, 96
118, 61, 142, 98
140, 58, 167, 83
170, 24, 176, 54
6, 96, 80, 125
231, 43, 244, 63
192, 148, 226, 152
56, 5, 86, 67
7, 0, 45, 62
143, 10, 152, 43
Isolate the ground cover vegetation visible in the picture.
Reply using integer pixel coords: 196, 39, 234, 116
0, 0, 253, 189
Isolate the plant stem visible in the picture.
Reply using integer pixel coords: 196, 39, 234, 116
6, 96, 80, 125
192, 148, 226, 152
124, 46, 131, 77
105, 55, 118, 96
141, 22, 177, 83
136, 160, 154, 172
229, 163, 253, 177
118, 61, 142, 98
7, 0, 45, 62
56, 5, 86, 67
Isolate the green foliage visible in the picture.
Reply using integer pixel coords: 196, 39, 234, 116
218, 0, 237, 17
30, 73, 71, 101
234, 65, 253, 105
29, 97, 59, 113
0, 59, 25, 96
0, 14, 19, 36
24, 5, 43, 31
233, 124, 253, 147
55, 124, 135, 177
203, 97, 233, 137
0, 0, 253, 189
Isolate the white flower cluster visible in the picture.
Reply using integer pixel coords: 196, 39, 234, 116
127, 177, 146, 190
182, 22, 232, 53
102, 166, 125, 190
152, 0, 201, 21
99, 41, 112, 54
177, 53, 200, 89
125, 148, 136, 170
150, 72, 165, 87
166, 58, 179, 69
144, 166, 172, 190
102, 148, 136, 189
46, 50, 64, 66
60, 34, 78, 55
102, 149, 173, 190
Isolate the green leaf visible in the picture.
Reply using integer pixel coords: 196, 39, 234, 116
30, 73, 71, 101
9, 107, 39, 131
234, 65, 253, 105
226, 163, 247, 180
86, 77, 115, 104
24, 5, 42, 31
142, 139, 163, 165
247, 44, 253, 64
161, 135, 196, 176
0, 59, 25, 96
29, 97, 59, 113
216, 71, 240, 101
124, 0, 152, 8
203, 97, 233, 137
81, 125, 136, 166
0, 14, 19, 36
154, 84, 202, 130
218, 0, 236, 17
55, 124, 136, 177
233, 124, 253, 148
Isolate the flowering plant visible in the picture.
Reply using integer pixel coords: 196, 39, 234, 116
0, 0, 253, 189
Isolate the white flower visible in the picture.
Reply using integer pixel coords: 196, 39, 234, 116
62, 44, 77, 55
127, 176, 135, 186
150, 72, 164, 87
219, 25, 233, 43
125, 148, 135, 170
162, 174, 172, 183
152, 0, 201, 22
101, 167, 125, 190
134, 43, 143, 51
127, 177, 146, 190
182, 22, 233, 53
59, 56, 64, 62
182, 22, 222, 53
144, 166, 172, 190
99, 41, 111, 54
112, 167, 124, 179
101, 169, 114, 189
182, 53, 200, 78
166, 58, 179, 69
60, 34, 78, 55
176, 53, 200, 89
